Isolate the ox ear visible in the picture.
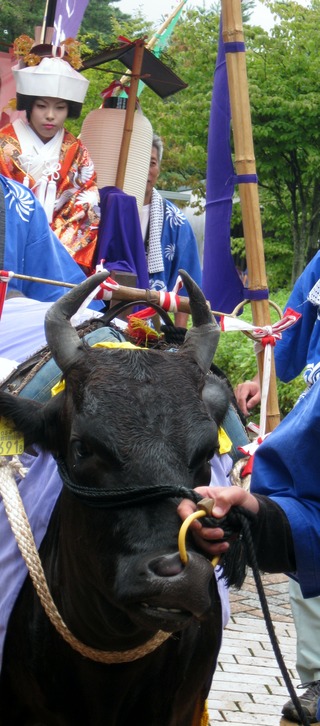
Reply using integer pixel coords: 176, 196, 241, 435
45, 272, 109, 373
178, 269, 220, 373
0, 391, 62, 450
202, 373, 230, 426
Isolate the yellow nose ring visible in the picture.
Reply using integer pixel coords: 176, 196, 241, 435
178, 498, 221, 568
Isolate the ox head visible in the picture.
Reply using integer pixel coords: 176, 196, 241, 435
1, 270, 230, 495
0, 271, 231, 640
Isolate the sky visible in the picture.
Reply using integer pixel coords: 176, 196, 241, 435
117, 0, 275, 30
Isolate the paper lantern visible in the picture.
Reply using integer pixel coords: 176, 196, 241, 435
80, 97, 153, 212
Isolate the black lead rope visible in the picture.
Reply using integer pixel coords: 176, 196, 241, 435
57, 458, 199, 508
230, 510, 311, 726
56, 459, 310, 723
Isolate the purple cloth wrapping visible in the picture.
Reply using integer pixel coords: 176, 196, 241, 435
202, 20, 244, 315
0, 450, 62, 669
95, 186, 150, 289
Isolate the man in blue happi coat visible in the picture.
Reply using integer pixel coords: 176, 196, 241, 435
139, 134, 202, 328
234, 250, 320, 722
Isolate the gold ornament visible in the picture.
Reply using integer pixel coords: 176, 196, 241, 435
13, 35, 34, 62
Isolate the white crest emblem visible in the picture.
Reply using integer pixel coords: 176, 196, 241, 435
4, 179, 35, 222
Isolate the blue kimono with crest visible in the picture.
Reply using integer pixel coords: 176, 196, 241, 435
148, 199, 202, 297
0, 175, 101, 304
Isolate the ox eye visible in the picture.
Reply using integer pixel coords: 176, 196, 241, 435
194, 460, 212, 487
72, 440, 92, 459
206, 448, 216, 463
189, 446, 215, 472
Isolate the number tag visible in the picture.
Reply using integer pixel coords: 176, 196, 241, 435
0, 416, 24, 456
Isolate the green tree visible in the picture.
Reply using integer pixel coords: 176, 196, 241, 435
79, 0, 130, 50
0, 0, 45, 48
0, 0, 127, 48
136, 7, 220, 194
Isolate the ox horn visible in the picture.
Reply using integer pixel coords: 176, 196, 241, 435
45, 271, 109, 373
178, 269, 220, 373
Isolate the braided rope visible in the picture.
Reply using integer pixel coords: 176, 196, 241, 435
8, 350, 52, 396
0, 456, 170, 663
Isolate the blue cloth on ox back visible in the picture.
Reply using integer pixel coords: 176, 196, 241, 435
221, 404, 248, 463
251, 377, 320, 599
19, 324, 125, 402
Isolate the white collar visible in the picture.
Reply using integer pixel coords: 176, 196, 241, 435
13, 119, 63, 222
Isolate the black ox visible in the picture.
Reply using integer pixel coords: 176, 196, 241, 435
0, 270, 232, 726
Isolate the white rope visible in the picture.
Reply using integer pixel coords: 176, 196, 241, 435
220, 308, 301, 436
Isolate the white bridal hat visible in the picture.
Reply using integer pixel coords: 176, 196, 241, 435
13, 55, 89, 105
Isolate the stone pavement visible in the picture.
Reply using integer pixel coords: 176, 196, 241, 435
207, 570, 302, 725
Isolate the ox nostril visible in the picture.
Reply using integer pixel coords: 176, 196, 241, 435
150, 553, 184, 577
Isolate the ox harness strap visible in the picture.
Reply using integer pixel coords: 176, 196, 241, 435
57, 458, 200, 508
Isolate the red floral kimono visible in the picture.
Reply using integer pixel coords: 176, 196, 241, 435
0, 122, 100, 271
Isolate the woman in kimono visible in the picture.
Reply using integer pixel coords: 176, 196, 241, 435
0, 36, 100, 273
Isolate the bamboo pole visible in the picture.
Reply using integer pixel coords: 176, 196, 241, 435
146, 0, 188, 50
3, 272, 192, 313
221, 0, 280, 432
40, 0, 50, 43
4, 271, 280, 321
115, 39, 145, 190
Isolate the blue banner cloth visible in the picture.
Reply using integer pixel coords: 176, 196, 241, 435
202, 20, 244, 315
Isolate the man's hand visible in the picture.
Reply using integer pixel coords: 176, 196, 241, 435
234, 377, 261, 417
177, 486, 260, 557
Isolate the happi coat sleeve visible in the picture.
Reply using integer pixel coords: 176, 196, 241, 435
274, 251, 320, 384
250, 377, 320, 599
0, 175, 102, 308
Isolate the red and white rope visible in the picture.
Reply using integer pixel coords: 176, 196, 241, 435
220, 308, 301, 437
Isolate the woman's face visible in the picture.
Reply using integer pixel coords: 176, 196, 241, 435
29, 97, 68, 143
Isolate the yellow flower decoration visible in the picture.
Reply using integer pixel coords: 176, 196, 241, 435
12, 34, 83, 70
63, 38, 83, 70
24, 53, 41, 66
13, 35, 34, 61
